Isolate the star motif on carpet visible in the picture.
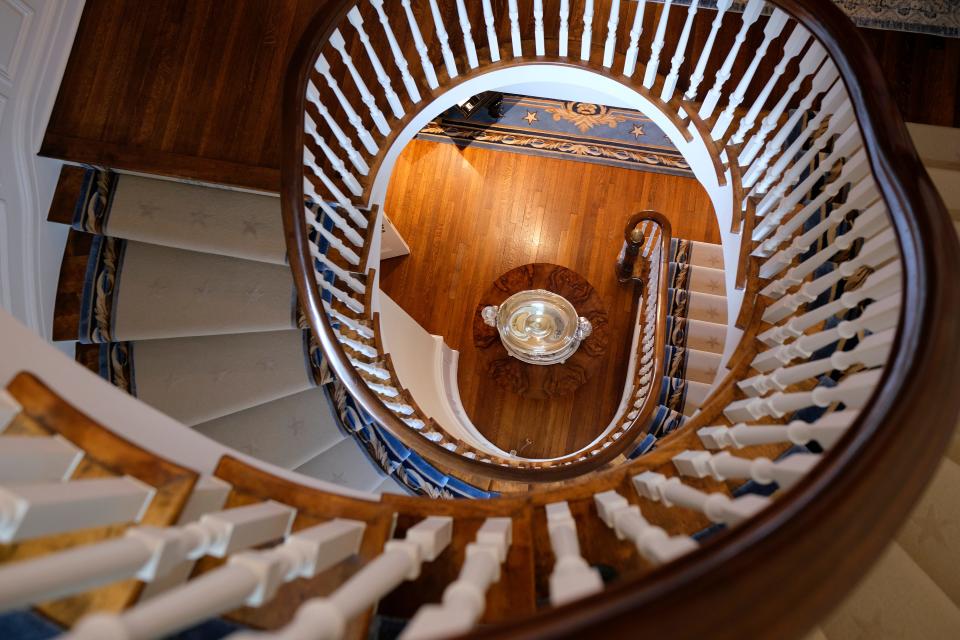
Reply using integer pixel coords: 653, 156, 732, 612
706, 336, 722, 349
193, 280, 216, 296
705, 307, 722, 320
147, 278, 169, 298
288, 418, 305, 437
331, 471, 345, 483
705, 279, 723, 293
189, 210, 212, 228
630, 123, 645, 139
705, 367, 718, 379
139, 203, 159, 219
850, 611, 886, 640
523, 110, 539, 125
241, 218, 264, 237
246, 284, 265, 302
214, 368, 230, 383
257, 358, 276, 372
913, 503, 954, 548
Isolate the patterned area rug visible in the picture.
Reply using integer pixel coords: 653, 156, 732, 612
652, 1, 959, 37
417, 93, 693, 177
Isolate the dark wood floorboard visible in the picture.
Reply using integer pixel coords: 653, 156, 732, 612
380, 140, 718, 457
43, 1, 960, 193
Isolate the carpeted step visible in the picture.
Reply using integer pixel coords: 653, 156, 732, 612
79, 237, 296, 343
104, 329, 325, 426
658, 377, 713, 417
668, 262, 726, 297
670, 239, 725, 269
192, 389, 346, 470
666, 316, 726, 354
668, 288, 727, 325
70, 170, 287, 264
664, 346, 722, 385
294, 436, 386, 492
821, 543, 960, 639
647, 404, 687, 439
896, 456, 960, 608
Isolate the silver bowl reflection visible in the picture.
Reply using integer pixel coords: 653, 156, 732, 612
481, 289, 592, 365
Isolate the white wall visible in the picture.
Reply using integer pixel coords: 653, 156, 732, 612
0, 0, 85, 355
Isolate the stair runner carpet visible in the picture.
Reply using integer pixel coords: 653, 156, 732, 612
61, 167, 487, 498
628, 238, 728, 458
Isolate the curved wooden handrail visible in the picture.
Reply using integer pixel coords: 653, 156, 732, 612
282, 9, 675, 483
283, 0, 960, 635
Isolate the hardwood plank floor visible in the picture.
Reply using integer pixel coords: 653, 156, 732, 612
380, 140, 718, 458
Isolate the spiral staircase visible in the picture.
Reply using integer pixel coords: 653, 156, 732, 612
1, 0, 959, 638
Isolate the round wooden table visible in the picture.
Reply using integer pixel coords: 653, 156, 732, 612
472, 263, 609, 399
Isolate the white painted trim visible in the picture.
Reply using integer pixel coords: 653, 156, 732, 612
0, 0, 85, 340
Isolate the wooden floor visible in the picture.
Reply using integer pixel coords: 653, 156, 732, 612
43, 1, 960, 194
380, 140, 718, 457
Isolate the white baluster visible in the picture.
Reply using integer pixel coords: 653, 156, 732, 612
546, 501, 603, 606
314, 54, 380, 153
370, 0, 421, 103
335, 328, 376, 356
0, 436, 81, 484
580, 0, 594, 61
673, 450, 821, 491
737, 40, 823, 155
743, 62, 839, 186
328, 30, 391, 136
384, 400, 416, 416
724, 369, 884, 423
318, 277, 365, 315
400, 0, 440, 89
642, 0, 672, 90
698, 0, 764, 119
761, 226, 899, 324
758, 261, 901, 347
753, 128, 862, 240
712, 9, 790, 139
755, 295, 900, 375
754, 108, 857, 221
252, 517, 453, 640
303, 183, 365, 248
0, 501, 294, 613
633, 472, 770, 526
0, 476, 154, 543
481, 0, 500, 62
324, 301, 374, 338
533, 0, 546, 56
347, 8, 404, 119
312, 247, 365, 291
660, 0, 698, 101
755, 82, 849, 195
454, 0, 479, 68
306, 83, 369, 176
508, 0, 522, 57
602, 0, 621, 68
594, 491, 696, 564
622, 0, 646, 76
304, 147, 367, 228
399, 519, 510, 639
351, 358, 391, 381
740, 328, 895, 398
683, 0, 732, 101
558, 0, 570, 57
729, 24, 810, 145
71, 519, 366, 640
305, 113, 363, 197
759, 198, 888, 299
755, 154, 874, 263
429, 0, 459, 78
698, 411, 857, 451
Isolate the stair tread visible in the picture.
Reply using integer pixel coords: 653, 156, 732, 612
896, 456, 960, 609
193, 388, 346, 470
822, 542, 960, 639
294, 436, 386, 492
129, 329, 316, 426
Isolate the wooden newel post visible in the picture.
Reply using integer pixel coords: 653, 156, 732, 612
616, 225, 645, 283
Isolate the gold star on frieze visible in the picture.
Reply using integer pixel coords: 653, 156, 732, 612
630, 123, 645, 139
523, 110, 539, 125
